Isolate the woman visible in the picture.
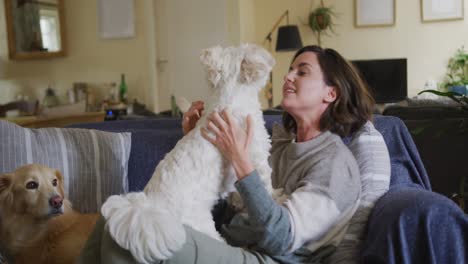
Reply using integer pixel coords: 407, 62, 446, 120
78, 45, 384, 264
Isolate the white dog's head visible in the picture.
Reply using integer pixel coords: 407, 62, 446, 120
200, 44, 275, 92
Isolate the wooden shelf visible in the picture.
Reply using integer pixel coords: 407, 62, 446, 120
0, 112, 105, 128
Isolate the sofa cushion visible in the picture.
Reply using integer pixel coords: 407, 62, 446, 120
68, 124, 183, 192
0, 120, 131, 213
329, 121, 391, 262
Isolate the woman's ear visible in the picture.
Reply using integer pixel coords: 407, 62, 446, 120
324, 86, 337, 103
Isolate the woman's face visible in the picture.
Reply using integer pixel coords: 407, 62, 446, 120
281, 51, 335, 119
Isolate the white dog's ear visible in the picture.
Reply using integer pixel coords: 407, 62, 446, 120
200, 46, 223, 87
240, 44, 275, 85
200, 46, 222, 66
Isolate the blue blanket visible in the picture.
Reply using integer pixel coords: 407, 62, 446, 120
364, 116, 467, 264
373, 115, 431, 189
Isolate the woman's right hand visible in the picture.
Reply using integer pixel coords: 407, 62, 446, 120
182, 101, 204, 135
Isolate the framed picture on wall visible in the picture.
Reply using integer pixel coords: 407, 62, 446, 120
421, 0, 464, 22
98, 0, 135, 39
355, 0, 396, 27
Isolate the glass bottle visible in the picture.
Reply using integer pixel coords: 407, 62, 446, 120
170, 94, 180, 117
119, 74, 128, 104
43, 86, 59, 108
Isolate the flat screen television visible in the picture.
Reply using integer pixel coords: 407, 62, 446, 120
351, 58, 407, 103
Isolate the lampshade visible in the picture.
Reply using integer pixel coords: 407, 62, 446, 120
276, 25, 303, 52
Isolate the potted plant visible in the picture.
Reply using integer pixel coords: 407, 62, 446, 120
418, 46, 468, 110
308, 1, 336, 46
441, 46, 468, 94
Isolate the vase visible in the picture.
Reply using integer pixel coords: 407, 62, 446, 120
448, 85, 467, 95
43, 87, 59, 108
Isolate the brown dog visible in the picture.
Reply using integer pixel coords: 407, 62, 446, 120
0, 164, 99, 264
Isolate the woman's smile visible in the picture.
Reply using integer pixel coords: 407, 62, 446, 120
283, 83, 296, 96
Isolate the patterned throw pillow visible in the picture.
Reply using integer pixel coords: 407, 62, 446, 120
0, 120, 131, 213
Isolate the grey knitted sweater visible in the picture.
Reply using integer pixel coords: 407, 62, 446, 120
222, 125, 361, 263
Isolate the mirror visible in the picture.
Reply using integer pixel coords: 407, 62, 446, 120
4, 0, 66, 60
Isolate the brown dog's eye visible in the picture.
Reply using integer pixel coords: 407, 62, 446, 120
26, 181, 39, 189
52, 179, 58, 187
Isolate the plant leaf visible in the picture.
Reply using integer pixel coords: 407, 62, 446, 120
410, 125, 428, 136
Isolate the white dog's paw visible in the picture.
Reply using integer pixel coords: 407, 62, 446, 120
101, 193, 186, 264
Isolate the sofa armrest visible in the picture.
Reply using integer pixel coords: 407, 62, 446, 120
362, 186, 468, 264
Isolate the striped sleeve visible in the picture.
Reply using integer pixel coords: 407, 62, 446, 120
328, 121, 391, 263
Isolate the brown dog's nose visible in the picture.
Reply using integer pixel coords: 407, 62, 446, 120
49, 195, 63, 209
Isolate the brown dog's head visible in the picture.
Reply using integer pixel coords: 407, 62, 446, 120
0, 164, 65, 219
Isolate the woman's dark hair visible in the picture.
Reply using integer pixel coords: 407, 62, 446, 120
282, 45, 375, 137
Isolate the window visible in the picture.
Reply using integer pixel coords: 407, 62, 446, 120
39, 8, 61, 52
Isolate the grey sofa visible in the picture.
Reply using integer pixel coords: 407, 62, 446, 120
68, 114, 468, 263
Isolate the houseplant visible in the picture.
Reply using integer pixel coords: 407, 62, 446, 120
418, 46, 468, 110
440, 46, 468, 94
308, 0, 336, 46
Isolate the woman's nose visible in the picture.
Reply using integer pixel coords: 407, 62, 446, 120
284, 71, 294, 83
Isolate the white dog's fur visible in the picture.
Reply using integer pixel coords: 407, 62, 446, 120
101, 43, 275, 263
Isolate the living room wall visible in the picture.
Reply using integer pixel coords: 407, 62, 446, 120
2, 1, 467, 112
249, 0, 468, 106
0, 0, 244, 112
0, 0, 156, 109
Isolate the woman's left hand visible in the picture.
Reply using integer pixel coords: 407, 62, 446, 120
201, 109, 255, 180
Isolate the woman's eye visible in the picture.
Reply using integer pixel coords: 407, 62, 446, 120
298, 71, 306, 76
52, 179, 58, 187
26, 181, 39, 190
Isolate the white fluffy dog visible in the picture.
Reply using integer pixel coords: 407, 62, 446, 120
101, 44, 275, 263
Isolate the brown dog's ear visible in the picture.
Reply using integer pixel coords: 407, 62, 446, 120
55, 170, 66, 198
0, 173, 12, 193
0, 174, 14, 206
